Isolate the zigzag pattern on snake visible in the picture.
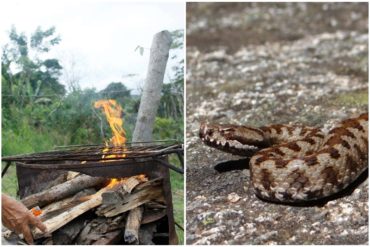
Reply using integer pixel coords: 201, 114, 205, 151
199, 113, 368, 202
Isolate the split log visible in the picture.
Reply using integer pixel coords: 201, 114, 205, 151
76, 216, 126, 245
145, 200, 166, 209
40, 188, 96, 221
97, 178, 164, 217
32, 186, 109, 239
123, 176, 147, 193
142, 208, 167, 225
102, 176, 146, 205
124, 206, 144, 244
22, 174, 108, 208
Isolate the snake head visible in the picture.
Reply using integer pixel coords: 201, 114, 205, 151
199, 122, 269, 156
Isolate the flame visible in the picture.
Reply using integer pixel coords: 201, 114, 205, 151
94, 99, 126, 147
106, 178, 122, 188
94, 99, 127, 160
94, 99, 146, 189
106, 174, 148, 189
31, 206, 42, 217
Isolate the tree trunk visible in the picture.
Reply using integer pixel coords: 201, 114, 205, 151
132, 30, 173, 142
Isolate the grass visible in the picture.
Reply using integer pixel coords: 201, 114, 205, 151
170, 170, 184, 244
2, 165, 18, 198
330, 90, 368, 107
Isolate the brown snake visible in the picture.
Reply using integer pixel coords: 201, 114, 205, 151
199, 113, 368, 202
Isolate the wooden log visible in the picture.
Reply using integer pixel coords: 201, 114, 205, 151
124, 206, 144, 244
139, 223, 157, 245
22, 174, 108, 208
76, 216, 126, 245
66, 171, 80, 180
32, 186, 109, 239
40, 188, 96, 221
92, 230, 122, 245
142, 208, 167, 225
123, 176, 147, 193
101, 190, 125, 205
101, 175, 147, 205
145, 200, 166, 209
43, 173, 68, 190
96, 179, 164, 217
52, 216, 87, 244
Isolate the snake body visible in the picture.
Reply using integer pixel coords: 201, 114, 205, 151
199, 113, 368, 202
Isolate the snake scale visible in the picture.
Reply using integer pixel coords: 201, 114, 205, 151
199, 113, 368, 202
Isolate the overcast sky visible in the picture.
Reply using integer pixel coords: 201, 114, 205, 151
0, 0, 184, 93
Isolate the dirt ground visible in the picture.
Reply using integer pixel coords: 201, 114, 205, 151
186, 2, 368, 245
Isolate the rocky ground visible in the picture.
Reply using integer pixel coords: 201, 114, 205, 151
186, 3, 368, 245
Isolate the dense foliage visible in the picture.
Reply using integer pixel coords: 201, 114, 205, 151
2, 27, 184, 156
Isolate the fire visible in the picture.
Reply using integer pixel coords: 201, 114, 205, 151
94, 99, 127, 161
31, 206, 42, 217
106, 174, 148, 189
95, 99, 143, 188
94, 99, 127, 147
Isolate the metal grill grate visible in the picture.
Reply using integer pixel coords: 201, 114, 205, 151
2, 141, 182, 162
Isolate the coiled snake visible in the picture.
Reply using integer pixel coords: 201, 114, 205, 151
199, 113, 368, 202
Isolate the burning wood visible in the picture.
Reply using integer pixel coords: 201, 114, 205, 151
102, 175, 147, 205
2, 174, 169, 245
97, 178, 164, 217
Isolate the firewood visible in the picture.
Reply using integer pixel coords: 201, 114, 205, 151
123, 176, 147, 193
32, 186, 109, 239
142, 208, 167, 225
145, 200, 166, 209
101, 176, 146, 205
66, 171, 80, 180
124, 206, 144, 244
52, 216, 87, 245
101, 190, 125, 205
40, 188, 96, 221
76, 216, 126, 245
22, 174, 108, 208
92, 230, 122, 245
43, 173, 68, 190
96, 179, 164, 217
139, 223, 157, 245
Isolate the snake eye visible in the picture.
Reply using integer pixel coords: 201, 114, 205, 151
206, 129, 214, 135
220, 128, 233, 135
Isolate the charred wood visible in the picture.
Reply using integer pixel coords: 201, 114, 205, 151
76, 216, 126, 245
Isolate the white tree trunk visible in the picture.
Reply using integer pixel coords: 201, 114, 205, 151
132, 30, 173, 142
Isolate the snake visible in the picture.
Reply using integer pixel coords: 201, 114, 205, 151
199, 113, 368, 202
